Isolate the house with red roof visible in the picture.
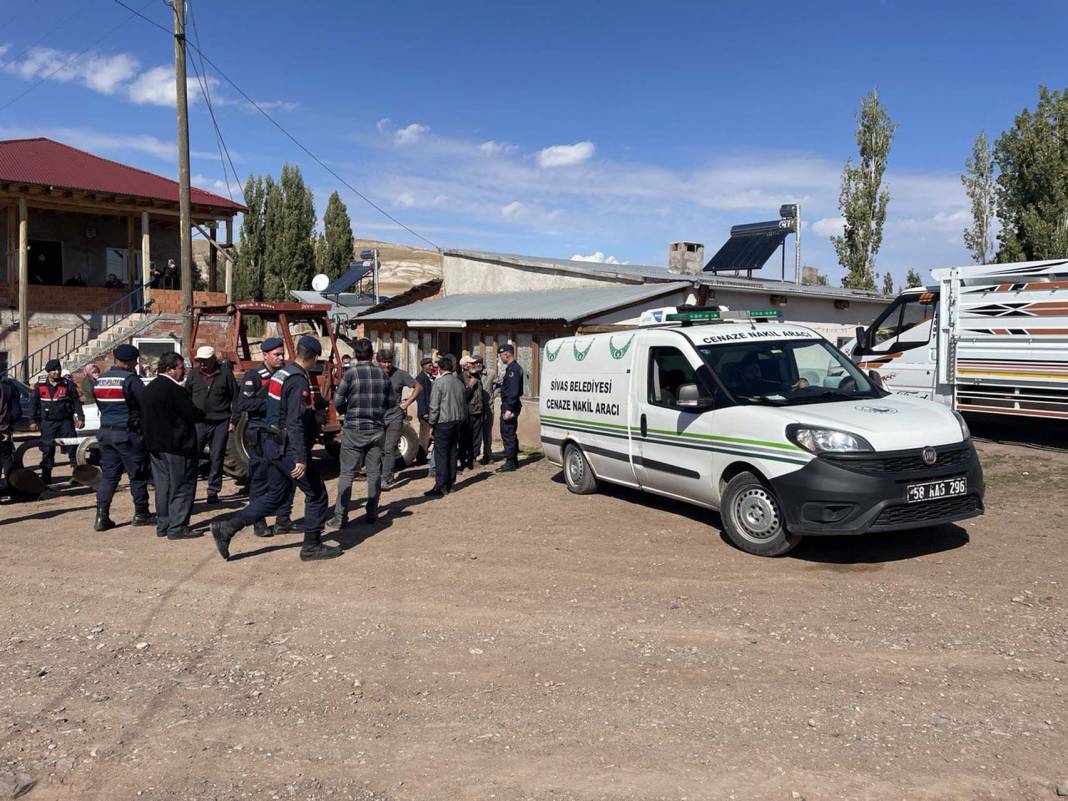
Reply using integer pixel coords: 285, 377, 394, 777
0, 137, 245, 378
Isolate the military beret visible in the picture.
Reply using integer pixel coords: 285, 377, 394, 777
45, 358, 62, 372
298, 335, 322, 356
261, 337, 284, 353
497, 344, 514, 354
113, 344, 140, 361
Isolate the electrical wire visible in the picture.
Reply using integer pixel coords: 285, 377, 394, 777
112, 0, 441, 250
0, 0, 154, 116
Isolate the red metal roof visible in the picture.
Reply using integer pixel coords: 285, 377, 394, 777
0, 137, 246, 213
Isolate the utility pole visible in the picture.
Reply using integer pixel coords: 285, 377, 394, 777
173, 0, 194, 358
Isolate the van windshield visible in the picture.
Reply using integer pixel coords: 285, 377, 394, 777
696, 338, 884, 406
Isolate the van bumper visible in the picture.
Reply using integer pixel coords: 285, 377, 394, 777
769, 441, 985, 536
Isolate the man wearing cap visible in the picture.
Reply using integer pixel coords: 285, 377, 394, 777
230, 336, 295, 537
425, 355, 467, 498
496, 344, 524, 472
212, 335, 341, 561
376, 347, 422, 489
29, 358, 84, 484
414, 357, 435, 464
94, 344, 154, 531
328, 338, 393, 528
188, 345, 238, 504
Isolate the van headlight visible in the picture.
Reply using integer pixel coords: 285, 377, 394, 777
786, 424, 874, 454
952, 410, 970, 440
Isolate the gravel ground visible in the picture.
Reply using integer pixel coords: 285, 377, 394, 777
0, 436, 1065, 801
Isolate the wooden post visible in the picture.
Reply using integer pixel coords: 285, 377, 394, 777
126, 215, 136, 288
208, 222, 218, 293
18, 198, 28, 379
224, 218, 233, 303
5, 205, 15, 308
141, 211, 151, 304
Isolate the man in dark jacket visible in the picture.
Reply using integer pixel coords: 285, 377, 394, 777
0, 368, 23, 496
29, 358, 84, 483
414, 357, 434, 464
141, 352, 204, 540
187, 345, 238, 504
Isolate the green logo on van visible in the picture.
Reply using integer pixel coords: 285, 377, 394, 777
573, 339, 593, 361
545, 342, 562, 362
608, 334, 634, 360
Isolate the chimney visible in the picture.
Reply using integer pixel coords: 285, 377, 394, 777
668, 241, 705, 275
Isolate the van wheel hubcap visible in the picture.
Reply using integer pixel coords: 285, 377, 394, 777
566, 450, 585, 485
734, 487, 780, 541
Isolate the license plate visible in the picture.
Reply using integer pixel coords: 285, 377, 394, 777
906, 477, 967, 504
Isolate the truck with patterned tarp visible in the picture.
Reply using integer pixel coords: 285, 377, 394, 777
848, 259, 1068, 421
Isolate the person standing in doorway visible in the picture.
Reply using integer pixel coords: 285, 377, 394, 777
376, 348, 421, 489
141, 352, 204, 540
93, 344, 154, 531
424, 356, 466, 498
496, 344, 524, 473
29, 359, 84, 484
188, 345, 238, 504
414, 357, 434, 465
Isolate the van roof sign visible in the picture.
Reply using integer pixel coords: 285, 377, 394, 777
639, 306, 783, 327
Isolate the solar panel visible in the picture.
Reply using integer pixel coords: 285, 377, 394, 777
704, 221, 789, 273
322, 266, 370, 295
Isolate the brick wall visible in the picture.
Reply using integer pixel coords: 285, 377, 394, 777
150, 289, 227, 314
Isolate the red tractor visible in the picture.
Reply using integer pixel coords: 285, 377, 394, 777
191, 300, 419, 481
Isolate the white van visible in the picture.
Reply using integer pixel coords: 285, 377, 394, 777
539, 307, 984, 556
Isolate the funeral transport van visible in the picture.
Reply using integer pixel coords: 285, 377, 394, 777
539, 307, 985, 556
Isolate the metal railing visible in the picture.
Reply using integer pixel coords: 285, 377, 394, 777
3, 284, 152, 382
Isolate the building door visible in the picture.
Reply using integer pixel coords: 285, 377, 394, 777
29, 240, 62, 285
436, 331, 463, 358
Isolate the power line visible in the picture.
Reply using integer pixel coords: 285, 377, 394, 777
113, 0, 441, 250
0, 0, 154, 116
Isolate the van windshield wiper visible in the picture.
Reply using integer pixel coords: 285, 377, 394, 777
739, 394, 788, 405
799, 389, 861, 403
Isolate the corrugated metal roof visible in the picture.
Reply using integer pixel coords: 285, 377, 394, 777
0, 138, 245, 212
359, 282, 691, 324
445, 249, 888, 302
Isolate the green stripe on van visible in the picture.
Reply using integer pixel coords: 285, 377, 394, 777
540, 413, 803, 452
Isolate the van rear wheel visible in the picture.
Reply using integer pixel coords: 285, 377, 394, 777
563, 443, 598, 495
721, 471, 801, 556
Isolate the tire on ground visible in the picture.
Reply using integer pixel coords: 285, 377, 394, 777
562, 442, 598, 495
224, 416, 251, 481
720, 471, 801, 557
398, 424, 419, 467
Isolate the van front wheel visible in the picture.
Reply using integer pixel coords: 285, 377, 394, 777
563, 444, 598, 495
721, 472, 801, 556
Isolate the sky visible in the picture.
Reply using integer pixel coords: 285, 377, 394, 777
1, 0, 1066, 287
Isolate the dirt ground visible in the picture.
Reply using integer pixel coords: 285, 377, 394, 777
0, 429, 1066, 801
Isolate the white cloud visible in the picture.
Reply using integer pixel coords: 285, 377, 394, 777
479, 140, 514, 156
501, 201, 523, 219
395, 123, 430, 145
192, 174, 233, 195
127, 65, 179, 106
0, 46, 138, 95
376, 118, 392, 133
571, 251, 621, 264
812, 216, 846, 238
537, 141, 595, 168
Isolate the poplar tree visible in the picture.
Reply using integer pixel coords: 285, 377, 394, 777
905, 268, 922, 288
263, 164, 316, 301
882, 272, 894, 295
315, 192, 355, 280
234, 176, 268, 301
962, 131, 996, 264
832, 91, 896, 290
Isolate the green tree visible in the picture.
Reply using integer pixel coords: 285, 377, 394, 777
882, 272, 894, 295
234, 176, 269, 301
314, 191, 354, 279
832, 90, 896, 290
263, 164, 316, 301
994, 86, 1068, 262
962, 131, 996, 263
905, 268, 922, 288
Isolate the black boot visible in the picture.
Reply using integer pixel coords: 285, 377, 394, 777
299, 533, 342, 561
94, 507, 115, 532
495, 461, 518, 473
131, 507, 156, 527
40, 468, 52, 484
210, 517, 243, 561
253, 518, 273, 538
270, 515, 295, 535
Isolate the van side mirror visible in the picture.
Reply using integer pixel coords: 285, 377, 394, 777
854, 326, 867, 353
676, 382, 714, 411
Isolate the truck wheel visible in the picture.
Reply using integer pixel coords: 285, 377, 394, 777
74, 436, 100, 467
224, 417, 251, 481
720, 472, 801, 556
563, 443, 598, 495
398, 425, 419, 467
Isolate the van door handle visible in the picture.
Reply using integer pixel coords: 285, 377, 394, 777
640, 413, 647, 438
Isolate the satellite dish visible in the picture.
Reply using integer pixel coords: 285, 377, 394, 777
311, 273, 330, 292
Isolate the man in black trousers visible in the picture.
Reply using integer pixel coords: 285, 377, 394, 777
141, 352, 204, 540
424, 356, 467, 498
188, 345, 238, 504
